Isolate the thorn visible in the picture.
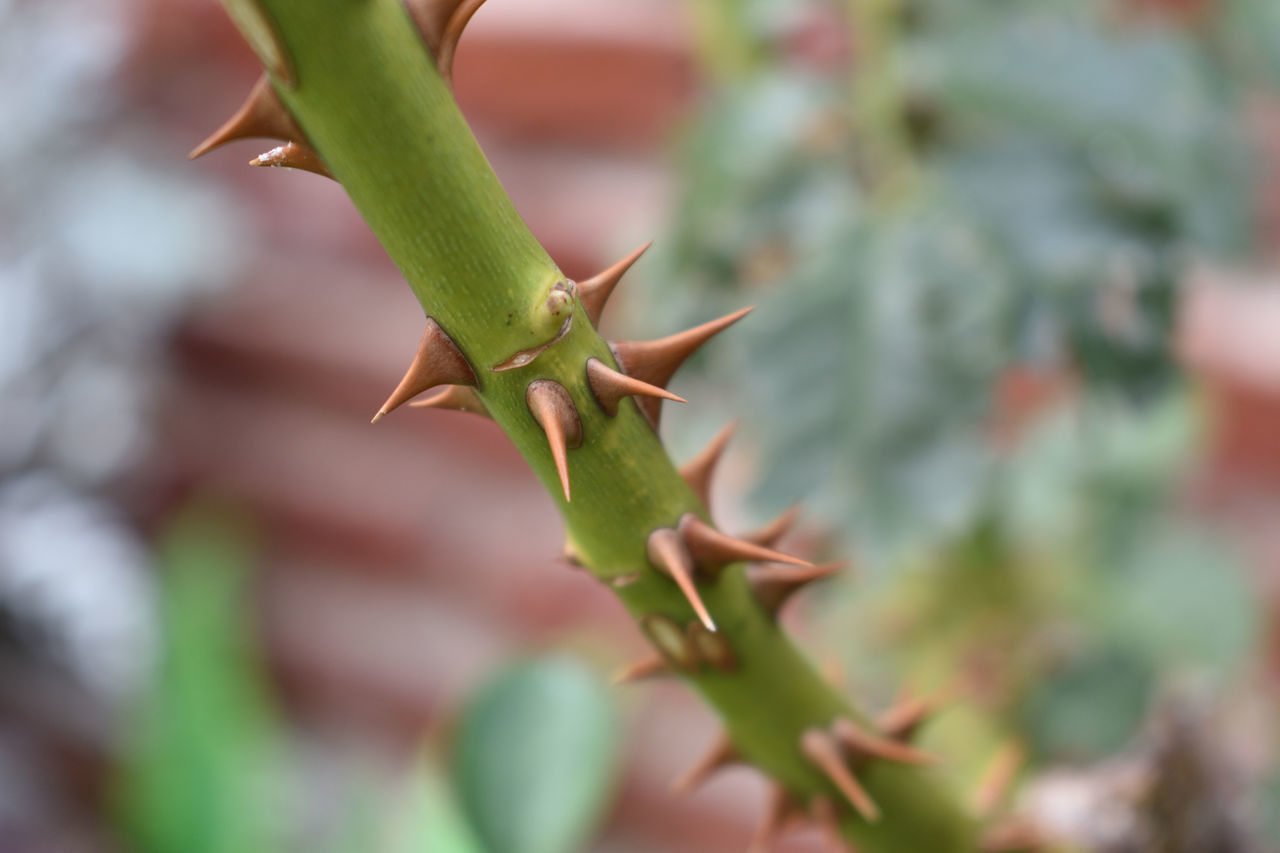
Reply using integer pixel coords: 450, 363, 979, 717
372, 318, 477, 423
408, 385, 490, 418
678, 422, 736, 509
526, 380, 582, 502
611, 306, 753, 425
585, 358, 686, 417
810, 796, 856, 852
747, 784, 794, 853
749, 562, 844, 620
679, 514, 812, 572
189, 75, 303, 160
436, 0, 488, 85
743, 505, 803, 548
973, 740, 1026, 817
249, 142, 333, 178
833, 717, 938, 767
647, 528, 716, 632
578, 241, 651, 327
670, 732, 736, 795
875, 681, 958, 742
612, 654, 669, 685
800, 729, 880, 823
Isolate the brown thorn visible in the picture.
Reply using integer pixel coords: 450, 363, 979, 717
875, 679, 960, 742
586, 358, 686, 417
190, 75, 304, 160
800, 729, 880, 823
743, 505, 803, 548
874, 697, 931, 742
612, 654, 669, 685
646, 528, 716, 632
408, 385, 490, 418
670, 732, 737, 795
249, 142, 333, 178
972, 740, 1026, 817
678, 422, 736, 509
611, 306, 752, 425
749, 562, 844, 620
526, 380, 582, 502
436, 0, 488, 85
679, 514, 812, 572
833, 717, 938, 767
578, 241, 651, 327
372, 318, 477, 423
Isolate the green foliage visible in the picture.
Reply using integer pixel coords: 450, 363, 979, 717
662, 0, 1262, 557
452, 657, 619, 853
663, 0, 1273, 786
113, 505, 283, 853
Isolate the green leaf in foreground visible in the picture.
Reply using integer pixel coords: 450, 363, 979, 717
452, 657, 618, 853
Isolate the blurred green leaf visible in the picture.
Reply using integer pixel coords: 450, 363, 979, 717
1018, 643, 1154, 762
452, 656, 618, 853
114, 503, 283, 853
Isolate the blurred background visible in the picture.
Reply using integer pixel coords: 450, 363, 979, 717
3, 0, 1280, 850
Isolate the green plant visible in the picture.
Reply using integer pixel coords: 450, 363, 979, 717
188, 0, 1019, 849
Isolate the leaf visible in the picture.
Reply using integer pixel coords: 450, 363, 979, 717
451, 656, 618, 853
113, 503, 284, 853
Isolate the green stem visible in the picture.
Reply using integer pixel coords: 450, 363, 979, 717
215, 0, 978, 848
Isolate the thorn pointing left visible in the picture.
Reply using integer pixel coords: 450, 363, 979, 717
189, 75, 303, 160
372, 319, 477, 423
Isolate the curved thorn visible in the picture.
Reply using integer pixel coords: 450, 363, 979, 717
408, 385, 490, 418
833, 717, 938, 767
249, 142, 333, 178
612, 654, 669, 685
679, 514, 812, 571
670, 732, 736, 795
744, 505, 803, 548
647, 528, 715, 632
678, 422, 737, 509
586, 358, 686, 417
579, 241, 651, 327
749, 562, 843, 620
526, 380, 582, 502
437, 0, 488, 85
611, 306, 753, 425
800, 729, 880, 823
372, 319, 477, 423
190, 75, 303, 160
